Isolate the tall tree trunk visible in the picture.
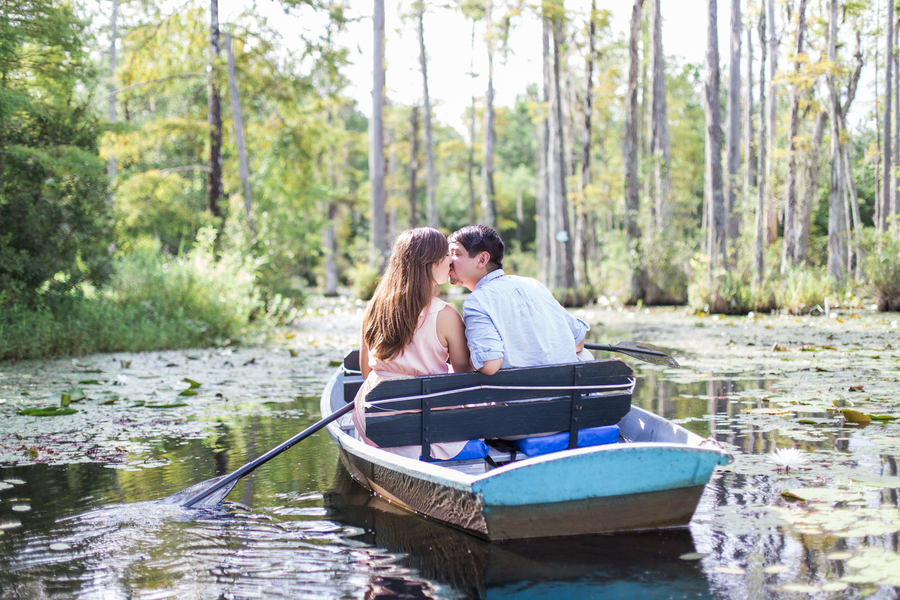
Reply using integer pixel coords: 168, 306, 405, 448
875, 0, 882, 230
323, 111, 344, 298
481, 0, 496, 228
781, 0, 806, 272
225, 31, 252, 227
705, 0, 726, 288
827, 0, 845, 281
726, 0, 742, 249
765, 0, 778, 244
883, 0, 894, 231
539, 16, 552, 283
552, 16, 574, 294
754, 7, 766, 288
108, 0, 117, 179
640, 15, 650, 220
842, 144, 863, 279
370, 0, 388, 266
797, 110, 826, 264
895, 20, 899, 220
324, 201, 339, 295
409, 105, 420, 228
207, 0, 223, 220
387, 118, 398, 240
625, 0, 645, 303
579, 0, 596, 291
417, 3, 437, 228
467, 20, 477, 224
544, 13, 559, 285
745, 17, 756, 198
649, 0, 671, 233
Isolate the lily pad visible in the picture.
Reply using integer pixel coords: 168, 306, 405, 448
17, 406, 78, 417
781, 488, 864, 502
868, 414, 898, 421
743, 408, 792, 415
850, 475, 900, 489
840, 409, 871, 423
712, 566, 745, 575
178, 390, 198, 397
147, 403, 188, 409
183, 378, 201, 388
780, 583, 820, 593
827, 552, 853, 560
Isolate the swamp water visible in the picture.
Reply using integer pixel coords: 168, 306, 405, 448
1, 306, 899, 599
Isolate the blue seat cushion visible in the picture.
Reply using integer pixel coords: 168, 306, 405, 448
512, 425, 620, 457
428, 439, 489, 462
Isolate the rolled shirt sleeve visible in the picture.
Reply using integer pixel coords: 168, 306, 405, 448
570, 316, 589, 345
462, 299, 506, 370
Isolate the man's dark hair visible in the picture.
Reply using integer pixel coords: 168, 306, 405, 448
448, 225, 504, 270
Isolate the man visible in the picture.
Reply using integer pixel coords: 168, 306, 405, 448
448, 224, 588, 375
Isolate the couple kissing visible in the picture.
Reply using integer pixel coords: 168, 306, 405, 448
352, 224, 590, 459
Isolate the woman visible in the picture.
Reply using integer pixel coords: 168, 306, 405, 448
352, 227, 471, 460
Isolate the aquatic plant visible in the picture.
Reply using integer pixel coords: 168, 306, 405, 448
769, 447, 808, 471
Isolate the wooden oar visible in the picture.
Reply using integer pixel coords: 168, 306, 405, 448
584, 341, 680, 368
161, 401, 356, 509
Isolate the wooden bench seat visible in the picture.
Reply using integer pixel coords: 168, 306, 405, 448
341, 350, 634, 462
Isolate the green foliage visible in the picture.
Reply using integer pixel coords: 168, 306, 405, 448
689, 256, 777, 315
104, 4, 368, 300
347, 261, 380, 301
0, 0, 113, 304
861, 229, 900, 311
0, 230, 290, 360
774, 267, 841, 315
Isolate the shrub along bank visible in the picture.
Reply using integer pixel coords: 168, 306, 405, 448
0, 233, 293, 361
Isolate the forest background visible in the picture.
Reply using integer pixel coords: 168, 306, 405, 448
1, 0, 900, 361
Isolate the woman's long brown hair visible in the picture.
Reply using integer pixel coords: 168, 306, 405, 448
363, 227, 448, 362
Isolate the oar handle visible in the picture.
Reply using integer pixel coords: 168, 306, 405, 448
182, 401, 355, 508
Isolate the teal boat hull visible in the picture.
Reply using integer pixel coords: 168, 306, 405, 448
322, 369, 732, 540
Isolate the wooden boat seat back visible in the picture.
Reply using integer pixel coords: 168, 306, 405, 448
358, 359, 634, 460
342, 350, 364, 401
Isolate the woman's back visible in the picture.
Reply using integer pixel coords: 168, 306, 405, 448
365, 297, 451, 377
353, 297, 467, 460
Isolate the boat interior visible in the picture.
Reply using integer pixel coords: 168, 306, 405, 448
329, 351, 690, 476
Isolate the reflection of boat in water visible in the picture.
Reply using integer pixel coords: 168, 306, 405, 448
321, 352, 732, 540
325, 467, 714, 600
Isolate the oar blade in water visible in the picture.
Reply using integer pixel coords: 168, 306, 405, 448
613, 341, 679, 367
585, 341, 680, 368
158, 475, 238, 508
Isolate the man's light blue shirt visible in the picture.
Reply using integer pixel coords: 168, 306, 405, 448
462, 269, 589, 370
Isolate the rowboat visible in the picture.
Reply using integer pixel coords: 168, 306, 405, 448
320, 351, 732, 541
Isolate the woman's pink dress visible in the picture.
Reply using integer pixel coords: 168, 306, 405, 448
352, 296, 468, 460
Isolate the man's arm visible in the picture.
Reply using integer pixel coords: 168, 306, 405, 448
462, 300, 506, 374
478, 358, 504, 375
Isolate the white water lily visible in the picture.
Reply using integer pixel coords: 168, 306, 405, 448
770, 447, 808, 471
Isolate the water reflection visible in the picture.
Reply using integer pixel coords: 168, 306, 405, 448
2, 354, 900, 598
326, 467, 713, 599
